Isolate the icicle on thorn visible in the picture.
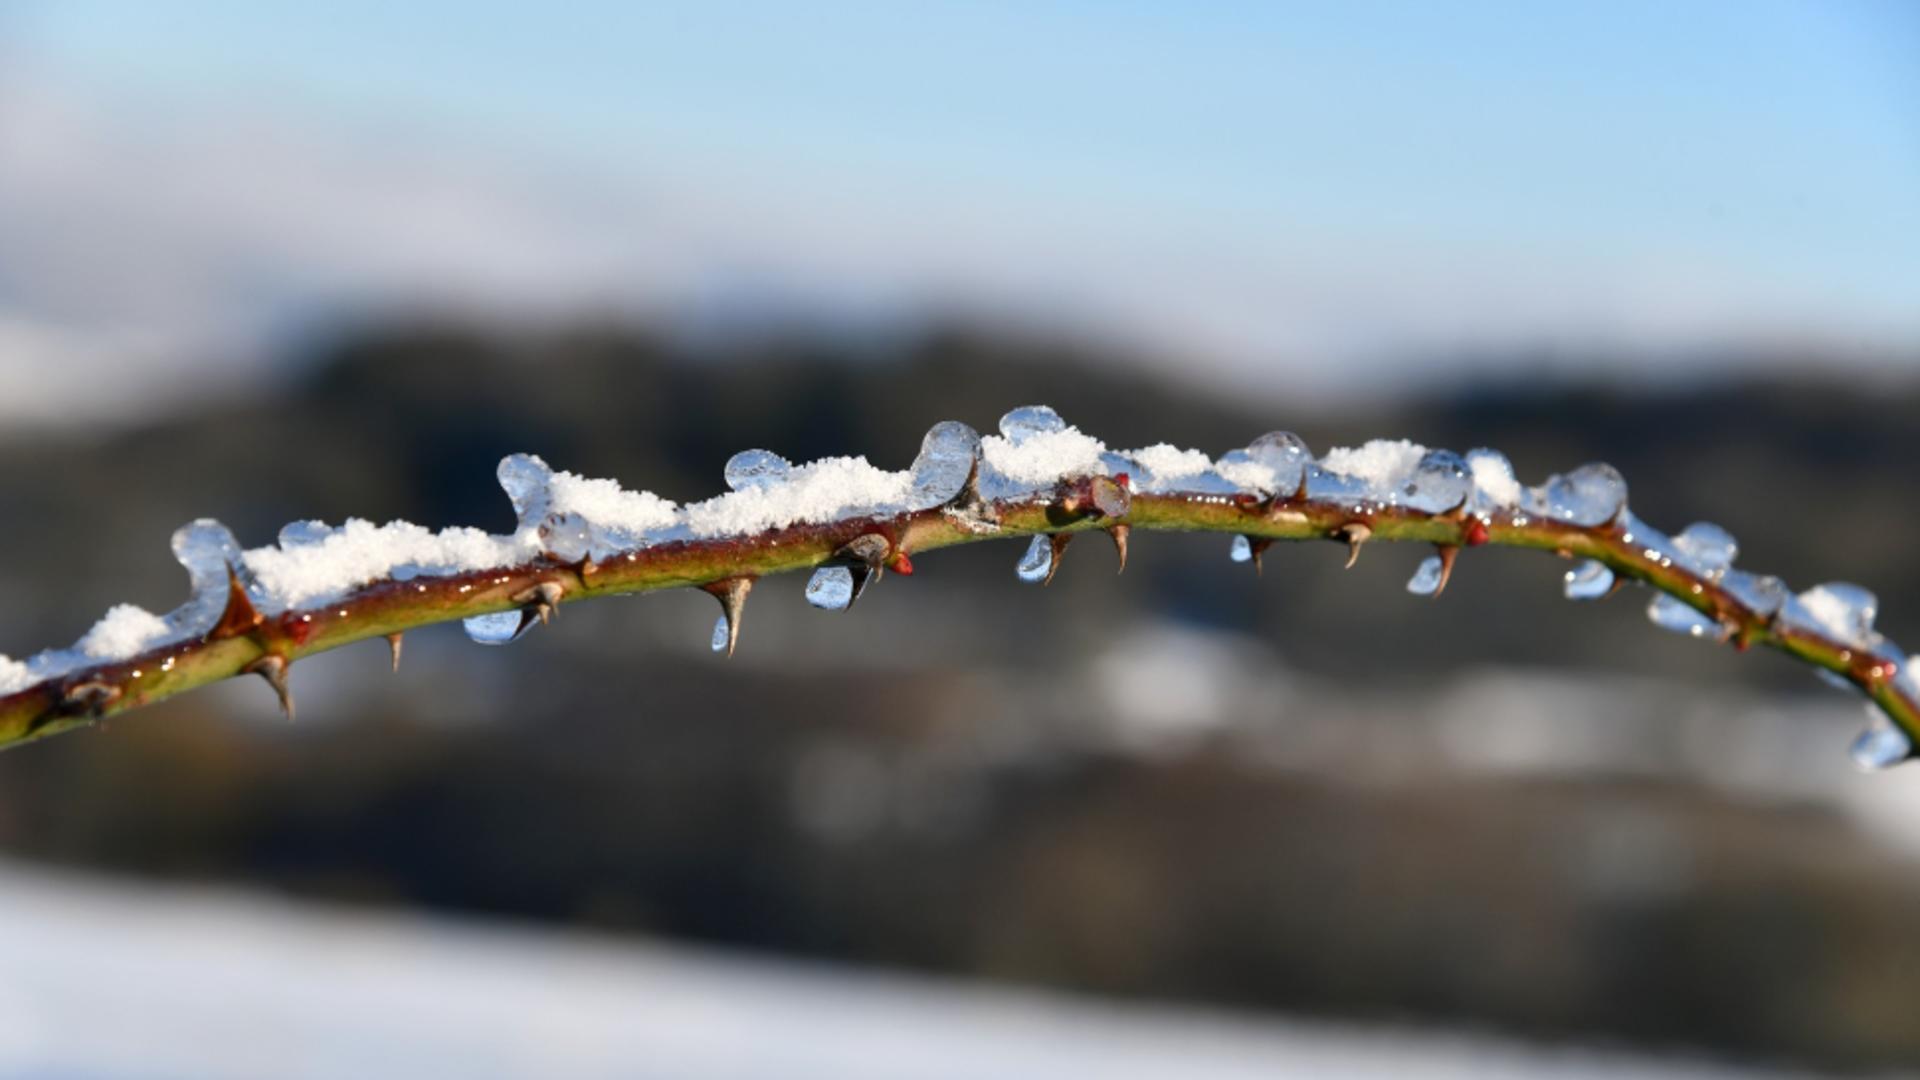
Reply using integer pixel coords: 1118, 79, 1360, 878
243, 654, 294, 722
702, 577, 754, 658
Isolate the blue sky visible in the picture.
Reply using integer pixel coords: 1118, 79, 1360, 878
1, 1, 1916, 418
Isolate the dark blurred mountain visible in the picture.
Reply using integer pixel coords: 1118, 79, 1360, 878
2, 324, 1917, 1068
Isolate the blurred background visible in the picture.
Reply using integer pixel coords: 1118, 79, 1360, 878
2, 2, 1918, 1076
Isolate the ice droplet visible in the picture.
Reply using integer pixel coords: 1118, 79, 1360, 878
1540, 464, 1626, 527
1405, 555, 1445, 596
497, 453, 554, 530
277, 520, 334, 548
1244, 431, 1312, 495
805, 566, 856, 611
908, 421, 981, 508
1016, 534, 1053, 584
463, 610, 531, 646
998, 405, 1066, 445
168, 518, 261, 634
1721, 571, 1787, 618
1563, 560, 1614, 600
724, 449, 792, 492
542, 513, 593, 562
1402, 450, 1471, 514
1647, 595, 1722, 639
710, 614, 730, 652
1672, 522, 1738, 578
1229, 535, 1253, 563
1850, 710, 1911, 772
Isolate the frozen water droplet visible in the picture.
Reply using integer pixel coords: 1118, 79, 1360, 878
1016, 534, 1053, 584
1721, 571, 1787, 618
1406, 555, 1445, 596
1850, 712, 1911, 771
1540, 464, 1626, 527
805, 566, 856, 611
1647, 595, 1722, 639
1244, 431, 1311, 494
710, 614, 730, 652
463, 610, 530, 646
1815, 668, 1856, 693
908, 421, 982, 508
498, 453, 554, 530
1402, 449, 1470, 514
541, 512, 593, 563
1304, 464, 1369, 504
998, 405, 1066, 445
724, 449, 792, 491
1563, 560, 1614, 600
277, 520, 333, 548
1229, 535, 1253, 563
167, 518, 261, 634
1672, 522, 1738, 578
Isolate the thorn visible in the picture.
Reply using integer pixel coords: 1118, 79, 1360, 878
1250, 538, 1273, 576
1338, 523, 1372, 569
1431, 544, 1459, 597
243, 654, 294, 722
836, 534, 892, 605
511, 581, 565, 626
1292, 470, 1311, 503
209, 567, 264, 641
1042, 532, 1074, 587
701, 577, 754, 658
1604, 577, 1628, 600
385, 632, 404, 673
1107, 523, 1130, 574
1464, 518, 1490, 547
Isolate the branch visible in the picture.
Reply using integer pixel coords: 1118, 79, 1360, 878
2, 409, 1912, 769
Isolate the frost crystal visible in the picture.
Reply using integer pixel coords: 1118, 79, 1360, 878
0, 655, 35, 695
1319, 439, 1428, 497
980, 427, 1107, 491
78, 605, 172, 660
686, 456, 911, 537
1465, 449, 1522, 509
1127, 444, 1213, 491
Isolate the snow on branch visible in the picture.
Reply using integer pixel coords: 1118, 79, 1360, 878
2, 406, 1914, 769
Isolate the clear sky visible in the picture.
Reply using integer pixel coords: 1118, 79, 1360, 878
1, 1, 1916, 419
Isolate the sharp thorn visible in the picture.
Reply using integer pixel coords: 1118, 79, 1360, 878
1432, 544, 1459, 597
209, 566, 264, 641
512, 581, 565, 627
1043, 532, 1074, 587
243, 654, 295, 722
1339, 524, 1372, 569
1604, 577, 1628, 600
1251, 538, 1273, 577
702, 577, 754, 658
385, 632, 404, 673
1107, 523, 1130, 574
59, 680, 120, 719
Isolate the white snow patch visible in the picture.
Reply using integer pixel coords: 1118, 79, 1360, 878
1127, 444, 1213, 486
1797, 585, 1871, 647
684, 456, 912, 538
1469, 452, 1524, 506
1213, 457, 1279, 493
1319, 439, 1428, 489
546, 472, 679, 535
0, 655, 34, 695
77, 604, 171, 660
244, 521, 533, 610
980, 427, 1107, 487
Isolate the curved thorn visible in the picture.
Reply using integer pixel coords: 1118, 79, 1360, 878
701, 577, 754, 658
1107, 523, 1130, 574
1043, 532, 1074, 587
243, 654, 294, 722
385, 632, 404, 673
1250, 538, 1273, 577
512, 581, 565, 626
1339, 524, 1372, 569
209, 567, 264, 641
1432, 544, 1459, 597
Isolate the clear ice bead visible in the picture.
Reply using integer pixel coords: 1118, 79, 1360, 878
1647, 594, 1722, 639
1402, 449, 1471, 514
998, 405, 1066, 444
1540, 464, 1626, 527
1229, 535, 1253, 563
167, 518, 260, 634
805, 566, 856, 611
908, 421, 982, 508
1405, 555, 1445, 596
1244, 431, 1312, 495
497, 453, 554, 530
1720, 571, 1787, 618
1672, 522, 1738, 578
277, 520, 334, 548
1015, 535, 1053, 584
1563, 560, 1614, 601
1850, 711, 1912, 772
463, 610, 530, 646
724, 449, 792, 492
710, 614, 731, 652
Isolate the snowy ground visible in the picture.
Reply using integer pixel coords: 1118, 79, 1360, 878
0, 860, 1828, 1080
